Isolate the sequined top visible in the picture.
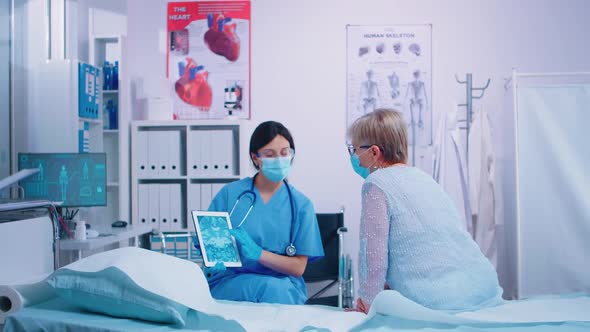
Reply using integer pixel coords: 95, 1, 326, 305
358, 165, 503, 311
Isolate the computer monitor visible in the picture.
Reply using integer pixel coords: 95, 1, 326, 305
18, 153, 107, 207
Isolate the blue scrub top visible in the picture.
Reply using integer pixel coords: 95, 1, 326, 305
206, 176, 324, 303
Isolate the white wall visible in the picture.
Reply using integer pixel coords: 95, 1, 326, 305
0, 0, 10, 184
12, 0, 49, 163
15, 0, 569, 298
75, 0, 127, 61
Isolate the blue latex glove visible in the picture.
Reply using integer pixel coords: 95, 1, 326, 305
203, 262, 226, 280
192, 235, 202, 255
230, 228, 263, 261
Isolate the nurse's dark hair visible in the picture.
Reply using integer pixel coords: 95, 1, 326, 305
249, 121, 295, 170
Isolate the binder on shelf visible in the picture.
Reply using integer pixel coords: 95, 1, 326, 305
200, 131, 212, 177
200, 183, 213, 210
188, 130, 202, 177
209, 130, 222, 175
138, 184, 150, 224
147, 131, 159, 177
170, 183, 182, 231
155, 131, 169, 177
188, 183, 201, 212
168, 131, 182, 177
212, 183, 225, 200
210, 130, 233, 176
219, 130, 234, 176
148, 183, 160, 227
137, 131, 149, 178
159, 184, 171, 231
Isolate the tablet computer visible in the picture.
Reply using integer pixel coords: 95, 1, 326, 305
191, 210, 242, 268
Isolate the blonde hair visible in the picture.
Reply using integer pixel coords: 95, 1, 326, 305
347, 108, 408, 164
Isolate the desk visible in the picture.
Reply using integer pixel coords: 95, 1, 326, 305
59, 224, 153, 260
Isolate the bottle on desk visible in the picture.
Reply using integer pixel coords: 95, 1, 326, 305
75, 221, 87, 240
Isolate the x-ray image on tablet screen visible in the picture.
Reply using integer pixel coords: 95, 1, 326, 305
192, 211, 242, 268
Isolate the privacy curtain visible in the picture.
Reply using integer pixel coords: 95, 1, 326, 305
516, 84, 590, 298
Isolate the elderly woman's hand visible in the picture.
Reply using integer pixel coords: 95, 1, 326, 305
345, 298, 370, 314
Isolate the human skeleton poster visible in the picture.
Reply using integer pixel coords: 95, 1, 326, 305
346, 25, 432, 148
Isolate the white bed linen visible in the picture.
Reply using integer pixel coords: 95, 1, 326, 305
368, 290, 590, 325
214, 300, 366, 331
52, 247, 366, 331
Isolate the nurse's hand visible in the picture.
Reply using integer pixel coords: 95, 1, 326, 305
203, 262, 226, 280
230, 228, 262, 261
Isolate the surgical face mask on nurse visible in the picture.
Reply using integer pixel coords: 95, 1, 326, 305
257, 147, 294, 182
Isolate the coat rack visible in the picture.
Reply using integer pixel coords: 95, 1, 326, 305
455, 73, 490, 165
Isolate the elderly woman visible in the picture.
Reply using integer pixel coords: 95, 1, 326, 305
347, 109, 503, 313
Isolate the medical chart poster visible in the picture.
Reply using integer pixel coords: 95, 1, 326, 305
167, 1, 251, 120
346, 25, 432, 147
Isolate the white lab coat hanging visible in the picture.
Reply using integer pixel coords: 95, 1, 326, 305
468, 106, 497, 267
432, 105, 472, 233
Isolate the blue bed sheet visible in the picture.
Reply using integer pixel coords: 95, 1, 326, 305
3, 298, 245, 332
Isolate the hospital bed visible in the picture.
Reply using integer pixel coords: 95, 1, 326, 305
2, 214, 590, 332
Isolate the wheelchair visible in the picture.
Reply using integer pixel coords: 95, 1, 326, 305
303, 210, 354, 309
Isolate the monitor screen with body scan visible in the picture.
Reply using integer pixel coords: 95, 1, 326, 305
18, 153, 107, 207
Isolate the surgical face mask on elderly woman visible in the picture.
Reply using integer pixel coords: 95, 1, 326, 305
348, 144, 375, 179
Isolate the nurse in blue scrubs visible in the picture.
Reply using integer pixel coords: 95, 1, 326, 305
206, 121, 324, 304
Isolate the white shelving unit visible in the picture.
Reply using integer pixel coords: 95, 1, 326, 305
89, 35, 129, 226
131, 120, 244, 232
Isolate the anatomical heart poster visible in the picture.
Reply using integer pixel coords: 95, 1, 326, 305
346, 25, 432, 148
167, 1, 250, 119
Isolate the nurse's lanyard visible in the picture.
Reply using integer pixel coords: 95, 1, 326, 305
228, 173, 297, 256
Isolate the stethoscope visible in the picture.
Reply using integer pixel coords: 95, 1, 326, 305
229, 173, 297, 256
